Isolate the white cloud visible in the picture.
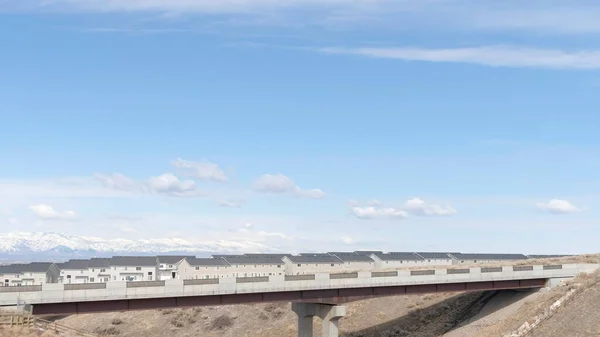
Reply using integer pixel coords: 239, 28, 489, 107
145, 173, 198, 197
351, 206, 408, 220
351, 198, 456, 220
29, 204, 77, 221
217, 199, 244, 208
253, 174, 326, 199
403, 198, 457, 216
94, 172, 202, 197
94, 173, 137, 191
537, 199, 582, 214
172, 158, 228, 182
319, 46, 600, 70
340, 235, 356, 245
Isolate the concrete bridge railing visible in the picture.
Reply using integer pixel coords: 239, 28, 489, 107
1, 263, 597, 307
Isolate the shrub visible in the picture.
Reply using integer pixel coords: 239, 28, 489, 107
95, 327, 121, 336
208, 315, 234, 330
170, 319, 185, 328
111, 318, 123, 325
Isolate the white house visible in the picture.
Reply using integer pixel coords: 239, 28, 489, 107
57, 258, 112, 284
328, 252, 376, 271
0, 263, 60, 286
414, 252, 455, 266
222, 256, 285, 277
178, 257, 230, 279
157, 256, 192, 280
109, 256, 158, 281
283, 255, 345, 275
370, 252, 425, 269
449, 253, 529, 265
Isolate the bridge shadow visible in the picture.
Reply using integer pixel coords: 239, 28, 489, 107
342, 290, 538, 337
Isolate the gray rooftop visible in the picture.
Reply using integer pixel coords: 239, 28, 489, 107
355, 251, 383, 256
527, 255, 572, 259
88, 258, 111, 268
286, 255, 343, 264
110, 256, 158, 267
244, 254, 290, 259
451, 253, 528, 261
211, 254, 244, 259
186, 257, 229, 266
415, 252, 456, 259
223, 256, 283, 265
298, 253, 331, 257
157, 256, 194, 264
329, 253, 374, 263
374, 252, 424, 261
57, 260, 90, 270
0, 263, 54, 274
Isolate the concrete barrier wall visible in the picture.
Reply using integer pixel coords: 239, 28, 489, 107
127, 281, 165, 288
372, 271, 398, 278
183, 279, 219, 286
64, 283, 106, 291
330, 273, 358, 279
285, 275, 315, 281
1, 264, 598, 306
0, 286, 41, 293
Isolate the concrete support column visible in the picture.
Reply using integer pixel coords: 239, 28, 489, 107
292, 303, 347, 337
318, 305, 347, 337
292, 302, 316, 337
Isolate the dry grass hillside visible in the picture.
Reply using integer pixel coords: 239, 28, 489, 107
474, 267, 600, 336
56, 292, 472, 337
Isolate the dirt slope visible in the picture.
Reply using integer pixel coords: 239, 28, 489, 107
529, 276, 600, 337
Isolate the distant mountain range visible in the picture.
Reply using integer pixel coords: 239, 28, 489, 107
0, 232, 270, 262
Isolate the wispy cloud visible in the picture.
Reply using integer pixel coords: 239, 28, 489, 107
253, 174, 326, 199
8, 0, 600, 36
29, 204, 77, 221
351, 198, 456, 220
84, 28, 192, 34
319, 45, 600, 70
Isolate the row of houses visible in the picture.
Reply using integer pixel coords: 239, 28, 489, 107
0, 251, 563, 286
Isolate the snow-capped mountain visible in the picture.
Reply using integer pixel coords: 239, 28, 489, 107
0, 232, 271, 261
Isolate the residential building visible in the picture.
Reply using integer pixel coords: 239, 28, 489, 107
414, 252, 456, 266
283, 255, 344, 275
178, 257, 230, 279
328, 252, 375, 271
88, 258, 111, 283
222, 256, 284, 277
157, 256, 193, 280
449, 253, 529, 264
109, 256, 158, 281
0, 263, 60, 286
370, 252, 425, 269
57, 260, 91, 284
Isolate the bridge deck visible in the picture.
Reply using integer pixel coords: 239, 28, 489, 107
1, 263, 597, 315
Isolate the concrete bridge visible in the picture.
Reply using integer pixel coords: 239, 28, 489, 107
1, 263, 597, 337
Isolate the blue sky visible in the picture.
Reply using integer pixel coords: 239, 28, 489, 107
1, 0, 599, 254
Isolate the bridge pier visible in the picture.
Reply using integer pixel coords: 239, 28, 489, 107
292, 303, 347, 337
